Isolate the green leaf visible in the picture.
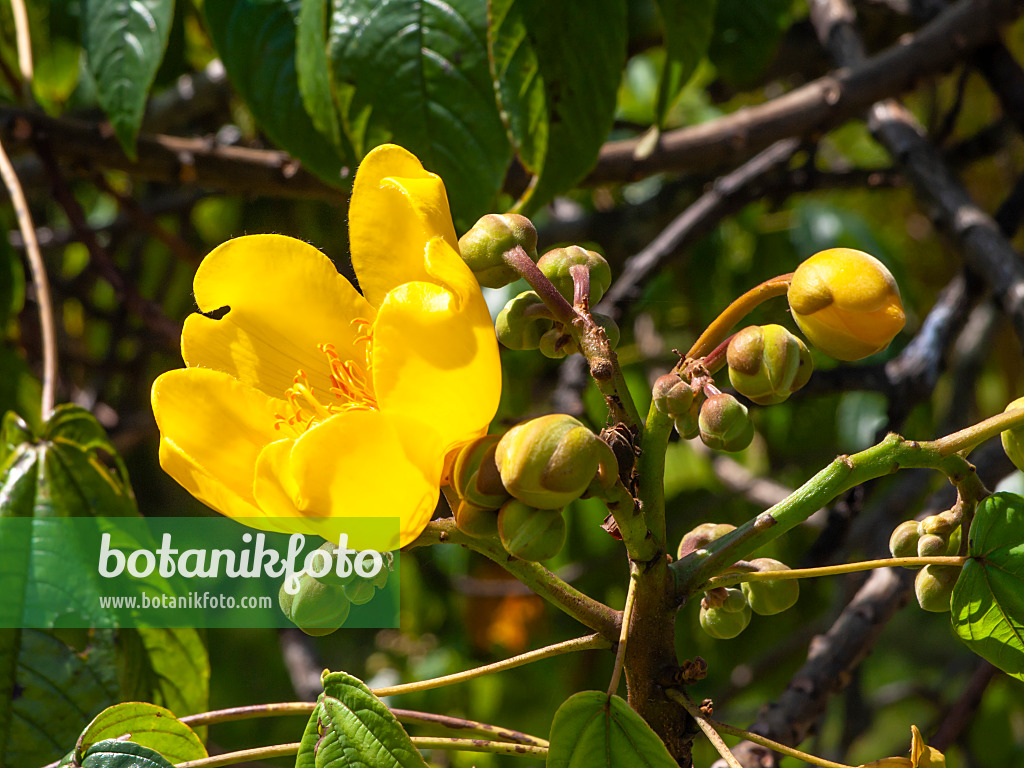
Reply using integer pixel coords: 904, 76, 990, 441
80, 739, 176, 768
76, 702, 206, 764
654, 0, 716, 127
547, 691, 677, 768
325, 0, 511, 228
296, 0, 343, 153
0, 628, 123, 767
489, 0, 626, 214
707, 0, 792, 88
127, 628, 210, 726
205, 0, 348, 185
296, 670, 428, 768
81, 0, 175, 157
952, 491, 1024, 681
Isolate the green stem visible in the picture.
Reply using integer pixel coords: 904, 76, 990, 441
601, 479, 659, 562
370, 633, 610, 697
932, 406, 1024, 455
665, 690, 743, 768
671, 432, 981, 600
176, 744, 299, 768
410, 737, 548, 758
179, 702, 314, 727
392, 709, 549, 747
704, 556, 966, 589
607, 566, 638, 696
503, 244, 576, 324
410, 517, 621, 637
686, 273, 793, 360
637, 403, 674, 550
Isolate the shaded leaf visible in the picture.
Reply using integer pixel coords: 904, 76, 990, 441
654, 0, 716, 126
80, 739, 176, 768
77, 702, 206, 764
296, 0, 345, 153
489, 0, 626, 214
296, 670, 428, 768
205, 0, 348, 184
547, 691, 677, 768
952, 491, 1024, 680
326, 0, 510, 227
82, 0, 175, 156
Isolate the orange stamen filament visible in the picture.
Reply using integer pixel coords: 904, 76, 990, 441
274, 318, 377, 435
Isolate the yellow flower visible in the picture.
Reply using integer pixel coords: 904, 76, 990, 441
151, 145, 501, 549
859, 725, 946, 768
787, 248, 905, 361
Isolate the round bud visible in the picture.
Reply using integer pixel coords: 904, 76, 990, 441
699, 602, 752, 640
787, 248, 905, 361
496, 291, 555, 350
538, 326, 578, 359
537, 246, 612, 305
920, 512, 957, 537
721, 587, 748, 613
653, 374, 695, 417
945, 525, 961, 556
727, 325, 813, 405
677, 522, 736, 560
1000, 397, 1024, 473
452, 435, 510, 510
889, 520, 922, 560
915, 565, 958, 613
455, 499, 500, 539
917, 533, 948, 558
344, 579, 376, 606
458, 213, 539, 288
496, 414, 618, 509
497, 500, 567, 561
674, 395, 703, 440
371, 565, 390, 590
698, 393, 754, 452
741, 558, 799, 616
279, 572, 351, 636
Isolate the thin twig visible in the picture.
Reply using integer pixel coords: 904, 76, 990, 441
607, 567, 638, 696
409, 737, 547, 757
175, 743, 300, 768
0, 135, 55, 416
9, 0, 32, 86
665, 691, 744, 768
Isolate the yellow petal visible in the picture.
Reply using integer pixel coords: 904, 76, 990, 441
910, 726, 945, 768
152, 368, 284, 519
253, 410, 445, 549
182, 235, 375, 398
349, 144, 458, 307
373, 240, 501, 451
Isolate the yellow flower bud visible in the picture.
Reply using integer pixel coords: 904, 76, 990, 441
788, 248, 905, 361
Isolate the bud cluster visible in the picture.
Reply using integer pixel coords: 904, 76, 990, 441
677, 522, 800, 640
889, 511, 962, 613
726, 324, 812, 405
652, 373, 755, 453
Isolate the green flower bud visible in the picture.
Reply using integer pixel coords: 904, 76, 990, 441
452, 435, 510, 510
917, 533, 947, 558
699, 602, 752, 639
538, 326, 578, 359
721, 587, 748, 613
727, 324, 813, 405
653, 373, 695, 417
496, 291, 554, 350
946, 525, 961, 556
537, 245, 612, 305
914, 565, 958, 612
889, 520, 922, 560
279, 572, 351, 637
455, 499, 500, 539
497, 500, 567, 561
304, 541, 355, 588
920, 511, 957, 537
371, 564, 390, 590
344, 579, 376, 606
673, 395, 703, 440
496, 414, 618, 509
698, 393, 754, 452
1000, 396, 1024, 472
677, 522, 736, 560
741, 558, 799, 616
458, 213, 539, 289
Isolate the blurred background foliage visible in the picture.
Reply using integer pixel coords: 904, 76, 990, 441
2, 0, 1024, 765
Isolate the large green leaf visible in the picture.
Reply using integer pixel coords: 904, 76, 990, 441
547, 691, 677, 768
205, 0, 348, 185
128, 628, 209, 723
296, 0, 344, 152
80, 739, 176, 768
488, 0, 626, 213
295, 670, 428, 768
76, 702, 206, 764
81, 0, 174, 157
654, 0, 716, 127
324, 0, 510, 228
952, 491, 1024, 680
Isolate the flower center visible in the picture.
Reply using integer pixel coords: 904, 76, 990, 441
274, 318, 377, 435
